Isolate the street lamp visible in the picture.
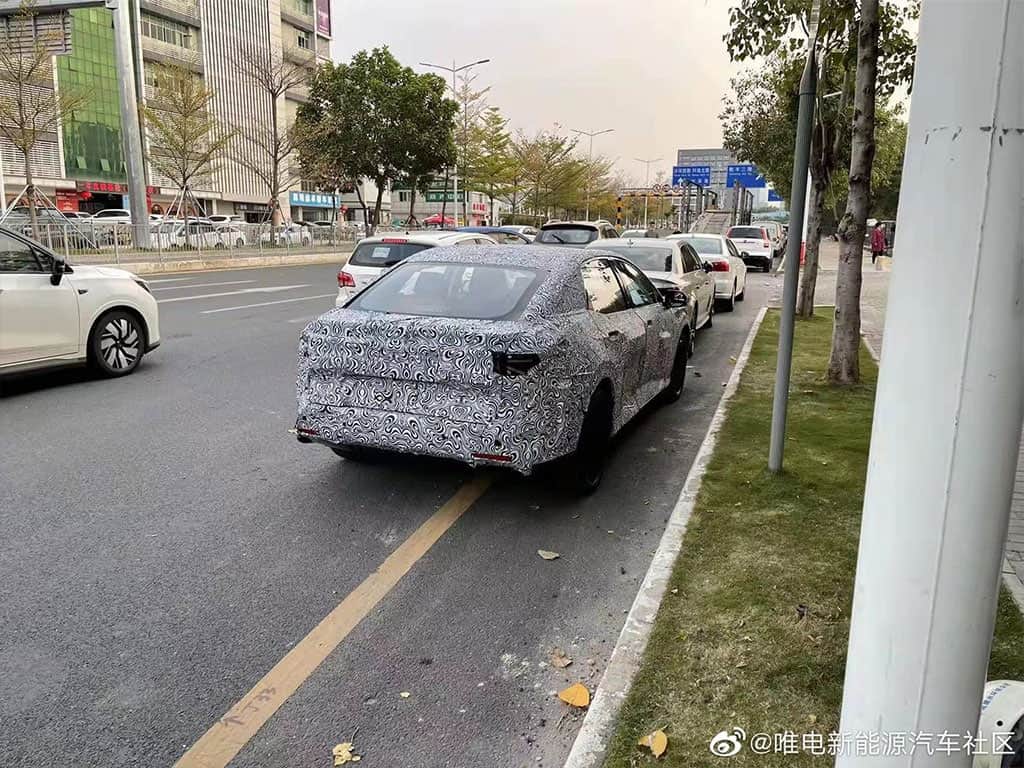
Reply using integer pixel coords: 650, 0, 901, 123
634, 157, 662, 227
570, 127, 613, 220
420, 58, 490, 227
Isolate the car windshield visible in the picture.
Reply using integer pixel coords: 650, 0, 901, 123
620, 230, 648, 238
682, 237, 724, 255
598, 245, 674, 273
729, 227, 764, 239
536, 226, 598, 245
348, 241, 432, 268
348, 262, 547, 320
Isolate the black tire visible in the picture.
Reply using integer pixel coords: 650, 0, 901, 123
705, 298, 714, 327
659, 331, 689, 404
236, 239, 244, 248
89, 310, 145, 377
736, 281, 745, 301
214, 241, 225, 250
721, 283, 736, 312
566, 388, 613, 495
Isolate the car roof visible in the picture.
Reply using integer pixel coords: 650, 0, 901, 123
672, 232, 725, 240
540, 221, 602, 230
455, 226, 525, 235
358, 231, 483, 246
586, 237, 675, 249
403, 243, 591, 272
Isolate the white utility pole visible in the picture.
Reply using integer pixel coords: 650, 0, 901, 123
570, 127, 613, 220
420, 58, 490, 227
106, 0, 149, 247
836, 2, 1024, 766
634, 157, 661, 227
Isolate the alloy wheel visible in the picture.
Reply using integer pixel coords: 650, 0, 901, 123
99, 317, 140, 371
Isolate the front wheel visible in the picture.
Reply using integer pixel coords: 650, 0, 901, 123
89, 310, 145, 377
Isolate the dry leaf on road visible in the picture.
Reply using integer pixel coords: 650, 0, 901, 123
399, 691, 411, 698
549, 648, 573, 668
537, 549, 560, 560
332, 742, 362, 765
638, 729, 668, 758
557, 683, 590, 708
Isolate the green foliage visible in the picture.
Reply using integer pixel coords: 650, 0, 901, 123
295, 47, 457, 231
466, 107, 514, 221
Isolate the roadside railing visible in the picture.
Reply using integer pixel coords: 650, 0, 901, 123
5, 221, 362, 264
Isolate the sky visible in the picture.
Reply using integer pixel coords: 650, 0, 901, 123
329, 0, 740, 184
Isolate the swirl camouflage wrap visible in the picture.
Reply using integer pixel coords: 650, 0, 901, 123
296, 244, 689, 474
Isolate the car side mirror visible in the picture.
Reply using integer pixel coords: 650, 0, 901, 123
50, 256, 64, 286
703, 262, 713, 273
662, 289, 688, 309
741, 251, 749, 258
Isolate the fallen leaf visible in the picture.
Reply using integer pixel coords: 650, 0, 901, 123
537, 549, 560, 560
558, 683, 590, 709
332, 742, 361, 765
399, 691, 411, 698
670, 588, 678, 594
638, 729, 669, 757
549, 648, 573, 669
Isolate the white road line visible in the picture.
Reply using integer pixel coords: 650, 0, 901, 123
201, 294, 336, 314
147, 277, 195, 284
157, 285, 312, 303
152, 280, 256, 292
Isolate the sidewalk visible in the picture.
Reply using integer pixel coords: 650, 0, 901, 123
793, 241, 1024, 600
74, 246, 353, 275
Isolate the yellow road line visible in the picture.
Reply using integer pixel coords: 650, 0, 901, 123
173, 474, 493, 768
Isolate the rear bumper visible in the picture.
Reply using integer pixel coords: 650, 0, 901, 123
713, 276, 734, 297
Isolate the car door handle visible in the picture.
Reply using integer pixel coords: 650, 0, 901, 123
77, 288, 88, 295
607, 330, 621, 338
646, 319, 653, 326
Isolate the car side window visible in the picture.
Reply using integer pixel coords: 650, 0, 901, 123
603, 227, 619, 239
0, 233, 42, 272
726, 240, 740, 258
611, 259, 662, 307
581, 259, 629, 314
680, 245, 702, 273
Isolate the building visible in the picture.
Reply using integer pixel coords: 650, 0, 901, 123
675, 147, 776, 210
390, 184, 505, 227
0, 0, 353, 222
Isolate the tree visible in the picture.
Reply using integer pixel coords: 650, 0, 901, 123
0, 0, 85, 236
296, 47, 456, 236
724, 0, 916, 317
451, 72, 489, 225
144, 64, 233, 245
828, 0, 880, 384
233, 48, 312, 225
510, 129, 579, 221
467, 107, 513, 224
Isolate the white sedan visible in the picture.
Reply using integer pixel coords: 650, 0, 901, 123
0, 227, 160, 377
669, 233, 748, 312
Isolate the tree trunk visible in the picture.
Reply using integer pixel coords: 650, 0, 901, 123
408, 185, 418, 227
828, 0, 880, 385
25, 161, 39, 241
797, 179, 828, 317
270, 100, 283, 227
353, 181, 369, 235
371, 181, 385, 236
439, 170, 450, 225
488, 192, 495, 225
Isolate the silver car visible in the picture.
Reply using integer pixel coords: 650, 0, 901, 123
296, 245, 692, 492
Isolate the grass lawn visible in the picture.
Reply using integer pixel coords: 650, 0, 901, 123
602, 311, 1024, 767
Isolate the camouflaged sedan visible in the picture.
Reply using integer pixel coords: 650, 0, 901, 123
295, 245, 692, 492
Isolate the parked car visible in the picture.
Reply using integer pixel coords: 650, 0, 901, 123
297, 245, 692, 492
534, 220, 619, 247
0, 226, 160, 377
260, 223, 313, 247
62, 210, 93, 221
620, 228, 658, 239
752, 220, 785, 257
726, 225, 774, 272
213, 224, 248, 248
208, 214, 242, 225
585, 237, 715, 331
502, 225, 538, 238
336, 230, 495, 306
455, 226, 533, 244
91, 208, 133, 224
3, 207, 97, 249
669, 233, 748, 311
154, 220, 242, 249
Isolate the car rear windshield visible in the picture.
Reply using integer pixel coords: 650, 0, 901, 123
535, 226, 598, 245
348, 262, 547, 321
683, 237, 724, 255
729, 227, 764, 239
348, 241, 432, 268
597, 245, 674, 273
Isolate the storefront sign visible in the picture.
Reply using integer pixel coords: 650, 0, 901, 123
316, 0, 331, 35
289, 191, 338, 208
425, 191, 467, 203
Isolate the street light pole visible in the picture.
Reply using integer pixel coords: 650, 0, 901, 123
634, 157, 661, 227
570, 127, 613, 220
420, 58, 490, 227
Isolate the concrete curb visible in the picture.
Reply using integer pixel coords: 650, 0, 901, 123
89, 250, 351, 276
561, 306, 769, 768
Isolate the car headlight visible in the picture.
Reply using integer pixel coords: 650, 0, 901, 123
134, 278, 152, 295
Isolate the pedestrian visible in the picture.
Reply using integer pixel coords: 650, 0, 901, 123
870, 222, 887, 265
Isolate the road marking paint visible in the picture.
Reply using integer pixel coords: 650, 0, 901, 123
158, 285, 312, 303
173, 474, 493, 768
147, 277, 196, 284
152, 280, 256, 292
200, 294, 336, 314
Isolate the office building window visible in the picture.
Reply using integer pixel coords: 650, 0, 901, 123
297, 29, 310, 49
141, 14, 196, 50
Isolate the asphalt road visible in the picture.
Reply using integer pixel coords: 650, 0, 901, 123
0, 263, 773, 767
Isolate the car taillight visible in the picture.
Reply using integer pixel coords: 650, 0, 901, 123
492, 351, 541, 376
711, 261, 730, 272
337, 270, 356, 288
763, 241, 771, 248
381, 238, 408, 244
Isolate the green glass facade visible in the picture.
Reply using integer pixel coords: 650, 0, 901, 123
56, 8, 125, 183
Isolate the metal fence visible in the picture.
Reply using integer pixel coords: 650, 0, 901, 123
4, 220, 365, 264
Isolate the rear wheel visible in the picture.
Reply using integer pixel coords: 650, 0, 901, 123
89, 310, 144, 377
566, 388, 613, 495
737, 279, 746, 301
705, 297, 714, 327
721, 282, 736, 312
331, 445, 375, 462
659, 331, 689, 404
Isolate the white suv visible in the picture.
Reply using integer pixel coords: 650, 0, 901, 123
335, 231, 496, 306
0, 227, 160, 377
